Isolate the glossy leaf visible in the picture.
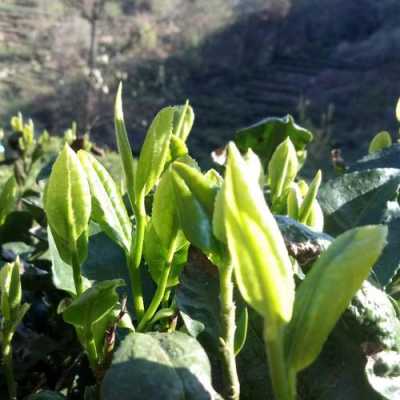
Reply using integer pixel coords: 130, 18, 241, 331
114, 83, 136, 206
135, 107, 174, 199
78, 150, 131, 253
319, 168, 400, 286
369, 131, 392, 154
44, 144, 91, 253
223, 143, 294, 337
101, 331, 221, 400
235, 114, 313, 167
349, 143, 400, 172
0, 176, 17, 225
286, 225, 387, 372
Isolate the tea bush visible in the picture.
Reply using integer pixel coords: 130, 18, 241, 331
0, 88, 399, 400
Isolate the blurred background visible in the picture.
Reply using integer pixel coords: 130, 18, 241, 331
1, 0, 399, 168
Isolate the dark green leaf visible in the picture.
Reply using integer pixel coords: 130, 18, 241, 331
0, 211, 34, 245
319, 168, 400, 286
235, 114, 313, 167
176, 250, 221, 353
101, 331, 221, 400
349, 144, 400, 172
28, 390, 66, 400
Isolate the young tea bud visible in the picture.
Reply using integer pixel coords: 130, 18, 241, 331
268, 138, 298, 202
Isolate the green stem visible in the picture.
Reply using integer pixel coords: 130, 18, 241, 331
219, 262, 240, 400
137, 261, 171, 332
72, 251, 83, 296
129, 196, 146, 321
2, 332, 17, 400
264, 325, 296, 400
86, 335, 98, 371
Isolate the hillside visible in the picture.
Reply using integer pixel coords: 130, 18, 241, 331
1, 0, 400, 168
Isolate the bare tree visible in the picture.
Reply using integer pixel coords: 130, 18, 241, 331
64, 0, 108, 130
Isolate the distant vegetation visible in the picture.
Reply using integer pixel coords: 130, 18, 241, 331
1, 0, 400, 167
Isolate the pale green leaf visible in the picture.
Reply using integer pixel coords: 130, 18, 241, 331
114, 83, 136, 206
298, 170, 322, 224
286, 225, 387, 372
78, 150, 131, 253
172, 101, 194, 142
0, 176, 17, 225
135, 107, 174, 199
369, 131, 392, 154
224, 142, 295, 338
268, 137, 298, 201
44, 144, 91, 251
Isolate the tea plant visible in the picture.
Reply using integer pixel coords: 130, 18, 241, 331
0, 90, 399, 400
0, 259, 30, 400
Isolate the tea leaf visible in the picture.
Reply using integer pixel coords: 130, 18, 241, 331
172, 102, 194, 142
143, 221, 189, 287
171, 162, 220, 256
235, 115, 313, 167
286, 225, 387, 372
319, 167, 400, 286
135, 107, 174, 199
152, 169, 181, 250
0, 176, 17, 225
114, 83, 136, 206
223, 143, 295, 336
44, 144, 91, 253
268, 138, 298, 202
298, 170, 321, 224
78, 150, 131, 253
63, 279, 124, 358
101, 331, 221, 400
